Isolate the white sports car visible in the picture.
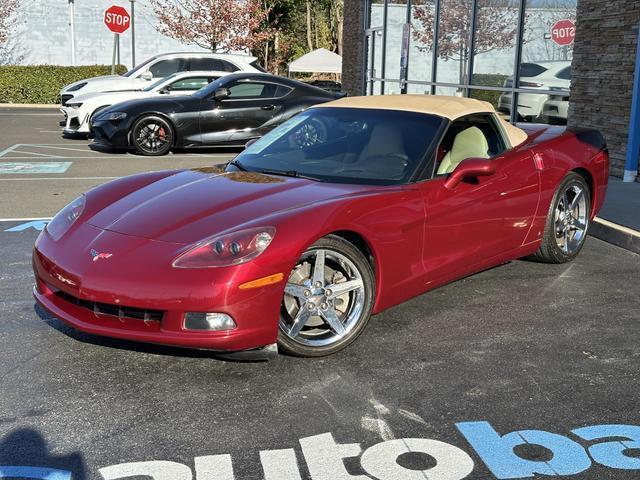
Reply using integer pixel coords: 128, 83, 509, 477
60, 52, 264, 106
62, 71, 229, 136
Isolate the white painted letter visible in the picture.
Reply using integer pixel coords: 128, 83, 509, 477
300, 432, 369, 480
194, 455, 235, 480
260, 448, 303, 480
100, 461, 192, 480
361, 438, 474, 480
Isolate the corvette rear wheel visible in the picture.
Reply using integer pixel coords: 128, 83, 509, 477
278, 235, 374, 357
533, 172, 591, 263
131, 115, 173, 156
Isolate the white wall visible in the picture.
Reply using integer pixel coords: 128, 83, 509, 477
13, 0, 208, 68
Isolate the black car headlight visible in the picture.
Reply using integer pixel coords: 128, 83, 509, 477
103, 112, 127, 121
67, 82, 87, 92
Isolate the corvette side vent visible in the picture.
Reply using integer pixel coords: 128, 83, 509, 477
55, 290, 164, 323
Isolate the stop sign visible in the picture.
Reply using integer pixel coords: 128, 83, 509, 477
104, 5, 130, 34
551, 19, 575, 47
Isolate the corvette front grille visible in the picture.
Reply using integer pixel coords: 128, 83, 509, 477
54, 289, 164, 323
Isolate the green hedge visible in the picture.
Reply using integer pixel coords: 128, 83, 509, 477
470, 74, 509, 109
0, 65, 128, 104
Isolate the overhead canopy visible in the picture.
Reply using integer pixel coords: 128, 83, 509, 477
288, 48, 342, 74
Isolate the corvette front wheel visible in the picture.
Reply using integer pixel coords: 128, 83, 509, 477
278, 235, 375, 357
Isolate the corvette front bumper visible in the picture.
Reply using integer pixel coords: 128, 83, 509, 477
32, 223, 284, 355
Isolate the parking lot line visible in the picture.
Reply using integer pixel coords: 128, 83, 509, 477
0, 216, 52, 221
0, 144, 20, 157
0, 176, 117, 181
12, 150, 60, 158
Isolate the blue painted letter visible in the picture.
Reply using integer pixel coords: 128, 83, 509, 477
456, 421, 591, 478
0, 466, 71, 480
573, 424, 640, 470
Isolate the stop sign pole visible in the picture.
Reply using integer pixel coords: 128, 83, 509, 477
104, 5, 131, 73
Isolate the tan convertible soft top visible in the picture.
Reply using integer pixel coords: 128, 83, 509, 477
316, 94, 528, 148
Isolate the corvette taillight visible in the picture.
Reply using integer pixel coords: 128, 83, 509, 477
172, 227, 276, 268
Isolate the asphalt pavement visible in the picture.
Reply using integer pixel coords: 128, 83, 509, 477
1, 108, 640, 480
0, 108, 235, 218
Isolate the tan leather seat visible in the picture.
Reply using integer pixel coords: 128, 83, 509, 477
437, 126, 489, 175
357, 122, 406, 164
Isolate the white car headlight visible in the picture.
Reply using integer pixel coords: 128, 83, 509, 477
67, 82, 87, 92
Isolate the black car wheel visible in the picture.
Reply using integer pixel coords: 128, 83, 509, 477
131, 115, 174, 156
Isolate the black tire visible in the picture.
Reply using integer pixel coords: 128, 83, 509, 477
277, 235, 375, 357
531, 172, 591, 264
131, 115, 174, 156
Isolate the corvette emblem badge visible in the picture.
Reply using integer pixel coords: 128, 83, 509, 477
90, 249, 112, 262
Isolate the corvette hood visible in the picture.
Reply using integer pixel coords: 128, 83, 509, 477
86, 168, 370, 244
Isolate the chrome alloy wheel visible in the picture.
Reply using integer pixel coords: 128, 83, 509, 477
554, 183, 588, 255
280, 248, 366, 347
136, 120, 170, 154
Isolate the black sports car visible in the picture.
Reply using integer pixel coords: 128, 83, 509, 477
91, 73, 343, 156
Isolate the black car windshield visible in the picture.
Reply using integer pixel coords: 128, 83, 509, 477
228, 108, 445, 185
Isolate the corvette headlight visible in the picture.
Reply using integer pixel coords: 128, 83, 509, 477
104, 111, 127, 121
67, 82, 87, 92
173, 227, 275, 268
67, 103, 82, 109
46, 195, 85, 241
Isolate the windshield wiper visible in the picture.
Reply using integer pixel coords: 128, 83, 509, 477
227, 159, 248, 171
260, 168, 323, 182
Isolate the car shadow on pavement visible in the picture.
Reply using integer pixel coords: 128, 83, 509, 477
0, 427, 86, 479
33, 303, 272, 363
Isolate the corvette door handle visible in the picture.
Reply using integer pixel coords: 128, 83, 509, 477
261, 104, 276, 110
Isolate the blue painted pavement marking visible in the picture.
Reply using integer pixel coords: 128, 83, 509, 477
5, 221, 49, 232
0, 466, 71, 479
0, 162, 72, 174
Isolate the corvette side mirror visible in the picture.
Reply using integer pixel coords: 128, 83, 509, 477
444, 158, 496, 190
140, 71, 153, 81
214, 87, 230, 101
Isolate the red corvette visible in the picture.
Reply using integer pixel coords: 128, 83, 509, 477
33, 95, 609, 358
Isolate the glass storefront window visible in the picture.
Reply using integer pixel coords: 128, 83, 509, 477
363, 0, 577, 126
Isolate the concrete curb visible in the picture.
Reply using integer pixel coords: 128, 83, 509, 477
590, 217, 640, 254
0, 103, 59, 109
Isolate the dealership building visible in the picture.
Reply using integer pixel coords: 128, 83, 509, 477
343, 0, 640, 182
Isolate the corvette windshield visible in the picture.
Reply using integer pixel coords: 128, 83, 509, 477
229, 108, 445, 185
